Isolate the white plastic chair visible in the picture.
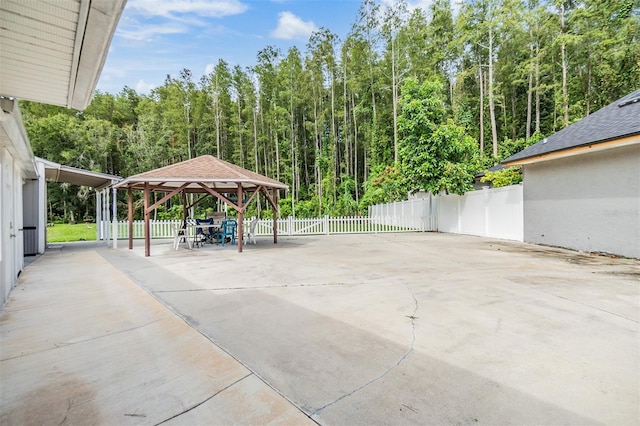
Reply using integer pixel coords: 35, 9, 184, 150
173, 224, 192, 250
244, 217, 258, 245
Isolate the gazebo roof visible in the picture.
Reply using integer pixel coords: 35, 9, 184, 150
115, 155, 288, 192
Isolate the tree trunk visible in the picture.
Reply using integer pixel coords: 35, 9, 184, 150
526, 31, 533, 139
313, 94, 322, 215
392, 36, 399, 163
488, 27, 498, 158
351, 92, 359, 203
535, 40, 541, 134
272, 99, 280, 182
479, 64, 485, 155
560, 3, 569, 127
330, 65, 337, 205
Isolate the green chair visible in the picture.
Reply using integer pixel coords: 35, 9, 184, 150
216, 219, 237, 246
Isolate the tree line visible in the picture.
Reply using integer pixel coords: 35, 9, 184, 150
22, 0, 639, 221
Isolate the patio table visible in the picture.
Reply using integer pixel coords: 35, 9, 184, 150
190, 224, 220, 247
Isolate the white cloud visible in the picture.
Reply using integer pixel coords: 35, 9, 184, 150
127, 0, 248, 19
117, 22, 188, 41
135, 80, 156, 94
204, 63, 215, 74
270, 11, 318, 40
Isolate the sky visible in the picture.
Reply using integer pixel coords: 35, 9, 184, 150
96, 0, 433, 95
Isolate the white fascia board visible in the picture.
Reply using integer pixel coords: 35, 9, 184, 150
115, 178, 289, 190
69, 0, 127, 110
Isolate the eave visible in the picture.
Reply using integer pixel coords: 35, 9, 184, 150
503, 135, 640, 167
0, 0, 127, 110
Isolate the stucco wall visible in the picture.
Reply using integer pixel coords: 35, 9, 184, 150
523, 143, 640, 258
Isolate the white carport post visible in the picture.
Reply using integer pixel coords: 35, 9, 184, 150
95, 190, 101, 241
112, 186, 117, 248
104, 188, 110, 246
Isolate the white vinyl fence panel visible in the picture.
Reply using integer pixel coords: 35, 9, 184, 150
436, 185, 523, 241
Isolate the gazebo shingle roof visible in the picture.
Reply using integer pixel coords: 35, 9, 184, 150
116, 155, 287, 191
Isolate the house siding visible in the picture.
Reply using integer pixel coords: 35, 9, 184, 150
523, 143, 640, 258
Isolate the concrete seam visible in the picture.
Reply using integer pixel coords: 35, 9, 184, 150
98, 250, 320, 425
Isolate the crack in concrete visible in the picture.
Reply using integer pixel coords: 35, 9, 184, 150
1, 319, 165, 362
154, 373, 253, 425
522, 285, 639, 324
153, 282, 373, 292
311, 283, 419, 416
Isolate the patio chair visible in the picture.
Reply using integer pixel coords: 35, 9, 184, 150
216, 219, 237, 246
173, 219, 194, 250
244, 217, 258, 245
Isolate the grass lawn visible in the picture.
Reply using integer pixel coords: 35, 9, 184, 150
47, 223, 96, 242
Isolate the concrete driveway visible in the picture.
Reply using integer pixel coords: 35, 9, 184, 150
3, 233, 639, 424
104, 233, 638, 425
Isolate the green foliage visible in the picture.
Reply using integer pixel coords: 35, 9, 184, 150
498, 133, 542, 161
481, 167, 523, 187
398, 78, 479, 195
156, 204, 184, 220
359, 164, 408, 212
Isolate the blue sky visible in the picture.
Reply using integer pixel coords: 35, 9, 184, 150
97, 0, 435, 95
97, 0, 367, 94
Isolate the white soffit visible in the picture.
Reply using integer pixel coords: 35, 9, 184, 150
37, 157, 122, 189
0, 0, 126, 110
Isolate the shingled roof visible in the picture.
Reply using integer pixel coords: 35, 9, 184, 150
504, 90, 640, 165
115, 155, 287, 191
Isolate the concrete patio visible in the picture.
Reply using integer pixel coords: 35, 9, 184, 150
1, 233, 638, 425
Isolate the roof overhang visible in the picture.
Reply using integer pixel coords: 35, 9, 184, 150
0, 99, 37, 179
37, 157, 122, 190
503, 135, 640, 166
115, 178, 289, 192
0, 0, 127, 110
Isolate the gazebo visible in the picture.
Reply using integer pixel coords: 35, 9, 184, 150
114, 155, 288, 256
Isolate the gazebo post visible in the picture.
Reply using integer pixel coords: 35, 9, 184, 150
181, 191, 188, 223
144, 182, 150, 257
237, 184, 243, 253
273, 188, 278, 244
128, 187, 133, 250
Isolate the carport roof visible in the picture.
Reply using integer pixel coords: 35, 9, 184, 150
37, 157, 122, 190
0, 0, 126, 110
503, 90, 640, 165
114, 155, 288, 192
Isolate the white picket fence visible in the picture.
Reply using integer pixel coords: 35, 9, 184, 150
104, 215, 424, 240
368, 196, 438, 231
